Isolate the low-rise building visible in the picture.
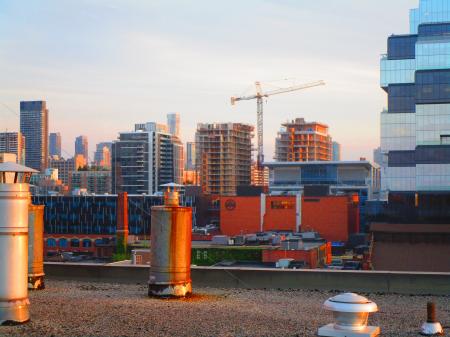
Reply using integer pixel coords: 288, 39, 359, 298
219, 194, 359, 242
265, 160, 380, 230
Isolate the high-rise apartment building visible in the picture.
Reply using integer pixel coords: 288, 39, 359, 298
49, 132, 61, 158
332, 141, 341, 161
75, 136, 88, 164
0, 132, 25, 164
20, 100, 48, 171
167, 113, 180, 138
186, 142, 196, 170
195, 123, 253, 195
380, 0, 450, 195
275, 118, 332, 162
94, 142, 112, 169
112, 125, 183, 195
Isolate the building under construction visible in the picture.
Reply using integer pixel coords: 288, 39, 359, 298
275, 118, 332, 162
195, 123, 253, 195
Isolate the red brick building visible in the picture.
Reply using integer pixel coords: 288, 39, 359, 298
220, 194, 359, 242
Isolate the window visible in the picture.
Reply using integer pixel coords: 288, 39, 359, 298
82, 239, 92, 248
46, 238, 57, 247
58, 238, 68, 248
70, 239, 80, 247
271, 200, 295, 209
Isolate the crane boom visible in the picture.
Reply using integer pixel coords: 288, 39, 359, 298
230, 79, 326, 185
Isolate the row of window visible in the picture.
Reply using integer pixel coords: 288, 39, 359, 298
388, 72, 450, 112
387, 35, 417, 60
388, 145, 450, 167
418, 22, 450, 37
45, 238, 110, 248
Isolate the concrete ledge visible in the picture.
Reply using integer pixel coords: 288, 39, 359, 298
44, 262, 450, 295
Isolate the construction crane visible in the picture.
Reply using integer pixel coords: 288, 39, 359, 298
231, 80, 325, 169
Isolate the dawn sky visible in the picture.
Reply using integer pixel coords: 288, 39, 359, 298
0, 0, 418, 161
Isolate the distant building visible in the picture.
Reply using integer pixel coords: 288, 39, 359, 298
0, 132, 25, 164
251, 162, 269, 187
373, 147, 382, 166
49, 132, 61, 158
380, 0, 450, 196
167, 113, 180, 138
94, 142, 112, 169
220, 194, 359, 242
30, 168, 67, 195
265, 160, 380, 230
70, 170, 112, 194
75, 136, 88, 164
275, 118, 332, 162
0, 153, 17, 163
20, 100, 49, 171
186, 141, 196, 170
183, 170, 199, 185
195, 123, 253, 195
112, 126, 182, 195
49, 157, 75, 186
332, 141, 341, 161
172, 135, 184, 187
134, 122, 168, 133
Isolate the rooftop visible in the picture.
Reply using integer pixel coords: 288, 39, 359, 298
2, 279, 448, 337
264, 160, 380, 169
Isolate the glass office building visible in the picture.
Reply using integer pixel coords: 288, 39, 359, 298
20, 100, 49, 171
380, 0, 450, 195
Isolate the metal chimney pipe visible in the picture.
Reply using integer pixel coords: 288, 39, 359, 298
148, 183, 192, 297
0, 162, 37, 325
28, 204, 45, 290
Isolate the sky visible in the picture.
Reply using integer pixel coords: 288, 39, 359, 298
0, 0, 419, 161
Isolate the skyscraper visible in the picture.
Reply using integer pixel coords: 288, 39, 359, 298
0, 132, 25, 164
167, 113, 180, 138
20, 100, 48, 171
94, 142, 112, 169
332, 141, 341, 161
186, 142, 196, 170
380, 0, 450, 195
75, 135, 88, 165
195, 123, 253, 195
275, 118, 332, 162
49, 132, 61, 158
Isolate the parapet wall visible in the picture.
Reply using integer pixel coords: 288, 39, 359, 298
44, 263, 450, 296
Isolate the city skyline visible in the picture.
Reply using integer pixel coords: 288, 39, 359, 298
0, 1, 418, 160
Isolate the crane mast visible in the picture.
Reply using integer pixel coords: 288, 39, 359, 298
231, 80, 325, 177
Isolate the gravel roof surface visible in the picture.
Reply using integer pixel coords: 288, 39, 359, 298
1, 279, 449, 337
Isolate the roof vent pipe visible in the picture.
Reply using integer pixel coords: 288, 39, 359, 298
421, 302, 444, 336
318, 292, 380, 337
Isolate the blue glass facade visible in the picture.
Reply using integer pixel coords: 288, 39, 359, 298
380, 0, 450, 193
